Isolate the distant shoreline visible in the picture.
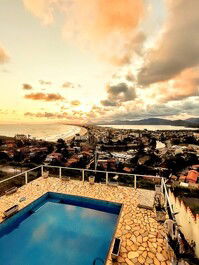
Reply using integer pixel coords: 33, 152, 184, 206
98, 124, 199, 132
96, 117, 199, 129
0, 124, 87, 143
97, 124, 199, 129
64, 126, 87, 142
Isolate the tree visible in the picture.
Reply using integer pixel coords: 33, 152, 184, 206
46, 143, 54, 153
16, 140, 24, 148
61, 148, 69, 158
137, 141, 145, 155
14, 151, 24, 162
56, 138, 66, 152
0, 152, 9, 161
150, 137, 156, 149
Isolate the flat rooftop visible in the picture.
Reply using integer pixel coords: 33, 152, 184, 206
0, 177, 173, 265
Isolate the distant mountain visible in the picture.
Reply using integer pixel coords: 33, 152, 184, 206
186, 118, 199, 123
97, 117, 199, 128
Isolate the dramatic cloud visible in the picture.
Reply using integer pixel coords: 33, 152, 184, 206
71, 100, 80, 106
22, 83, 32, 90
107, 32, 146, 66
23, 0, 145, 64
180, 98, 199, 116
98, 103, 182, 122
146, 68, 199, 103
24, 92, 64, 101
0, 46, 9, 64
107, 83, 136, 100
39, 80, 51, 85
161, 68, 199, 102
101, 82, 136, 106
91, 0, 143, 37
74, 1, 145, 65
13, 0, 199, 123
138, 0, 199, 85
100, 100, 118, 107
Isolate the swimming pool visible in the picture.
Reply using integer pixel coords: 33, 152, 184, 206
0, 192, 122, 265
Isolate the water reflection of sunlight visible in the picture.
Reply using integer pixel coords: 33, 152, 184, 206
32, 223, 48, 241
31, 216, 56, 242
64, 205, 76, 212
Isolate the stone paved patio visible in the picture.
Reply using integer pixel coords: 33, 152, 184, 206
0, 177, 173, 265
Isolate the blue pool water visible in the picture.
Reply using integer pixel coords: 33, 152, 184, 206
0, 192, 121, 265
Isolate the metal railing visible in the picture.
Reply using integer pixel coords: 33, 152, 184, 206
0, 164, 162, 193
161, 177, 175, 220
0, 165, 42, 185
0, 164, 174, 217
0, 164, 162, 187
0, 165, 42, 196
42, 164, 163, 189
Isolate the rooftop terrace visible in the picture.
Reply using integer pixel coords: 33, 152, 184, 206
0, 166, 174, 265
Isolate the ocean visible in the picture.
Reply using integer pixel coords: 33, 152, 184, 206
100, 124, 196, 131
0, 124, 82, 142
0, 124, 196, 143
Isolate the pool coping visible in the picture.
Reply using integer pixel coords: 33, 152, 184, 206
0, 191, 123, 265
0, 192, 48, 225
0, 177, 174, 264
104, 198, 124, 265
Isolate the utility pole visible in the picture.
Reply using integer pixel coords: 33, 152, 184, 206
94, 149, 98, 172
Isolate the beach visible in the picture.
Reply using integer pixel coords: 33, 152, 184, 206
64, 126, 87, 142
0, 124, 87, 142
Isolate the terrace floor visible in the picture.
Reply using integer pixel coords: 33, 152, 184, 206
0, 177, 174, 265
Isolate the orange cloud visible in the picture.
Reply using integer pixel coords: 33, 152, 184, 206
0, 45, 9, 64
22, 0, 59, 25
106, 32, 146, 66
138, 0, 199, 85
63, 0, 144, 58
169, 68, 199, 100
71, 100, 81, 106
24, 92, 64, 101
23, 0, 145, 64
22, 83, 32, 90
89, 0, 144, 38
149, 68, 199, 103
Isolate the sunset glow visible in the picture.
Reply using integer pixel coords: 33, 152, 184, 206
0, 0, 198, 124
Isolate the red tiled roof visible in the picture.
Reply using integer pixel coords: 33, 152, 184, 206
123, 167, 132, 172
192, 164, 199, 168
179, 175, 186, 181
186, 170, 199, 183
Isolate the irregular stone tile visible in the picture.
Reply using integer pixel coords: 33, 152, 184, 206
128, 251, 139, 259
0, 177, 174, 265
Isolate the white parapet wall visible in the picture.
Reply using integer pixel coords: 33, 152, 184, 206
169, 190, 199, 258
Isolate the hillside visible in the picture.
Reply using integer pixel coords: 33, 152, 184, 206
97, 118, 199, 128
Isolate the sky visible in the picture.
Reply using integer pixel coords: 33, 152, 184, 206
0, 0, 198, 124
